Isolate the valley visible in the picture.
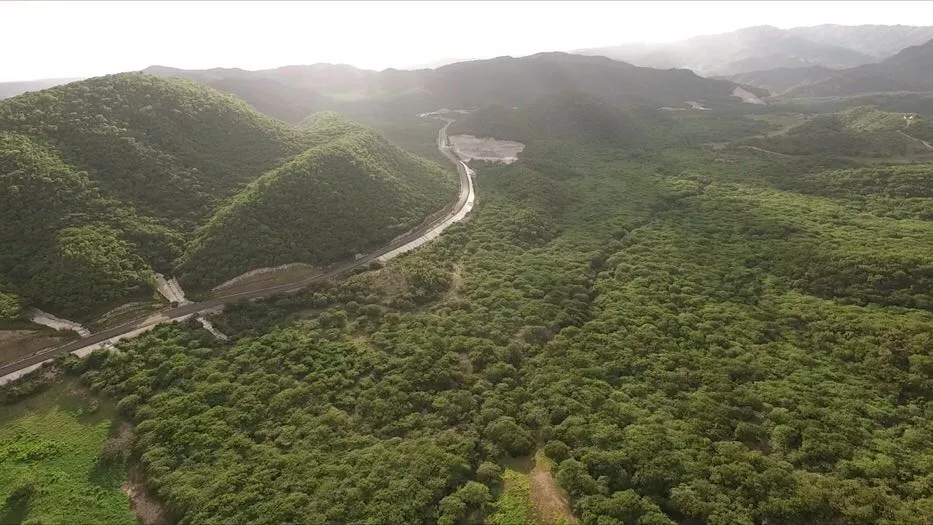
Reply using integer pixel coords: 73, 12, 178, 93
4, 15, 933, 525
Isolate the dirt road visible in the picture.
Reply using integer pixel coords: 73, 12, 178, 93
898, 130, 933, 151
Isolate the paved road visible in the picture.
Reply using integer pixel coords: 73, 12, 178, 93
0, 119, 474, 381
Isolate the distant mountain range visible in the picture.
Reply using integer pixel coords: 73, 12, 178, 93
0, 78, 83, 99
5, 24, 933, 112
142, 52, 742, 123
576, 24, 933, 77
720, 66, 839, 96
784, 39, 933, 98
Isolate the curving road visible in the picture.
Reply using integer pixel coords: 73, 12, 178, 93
0, 118, 474, 383
898, 130, 933, 151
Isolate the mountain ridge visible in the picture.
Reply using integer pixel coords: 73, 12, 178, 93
575, 24, 933, 77
786, 38, 933, 98
143, 52, 743, 124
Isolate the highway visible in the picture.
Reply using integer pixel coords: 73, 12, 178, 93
0, 118, 474, 383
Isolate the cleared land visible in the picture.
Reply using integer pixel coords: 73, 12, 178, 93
491, 452, 578, 525
0, 330, 72, 368
0, 381, 137, 524
449, 134, 525, 164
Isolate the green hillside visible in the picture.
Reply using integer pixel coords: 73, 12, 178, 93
450, 91, 648, 149
741, 105, 926, 157
0, 75, 455, 317
0, 73, 312, 222
720, 65, 838, 96
451, 90, 776, 158
788, 39, 933, 98
177, 121, 457, 288
0, 131, 167, 316
0, 74, 314, 316
421, 52, 739, 110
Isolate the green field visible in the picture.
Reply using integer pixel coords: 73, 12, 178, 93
490, 459, 536, 525
0, 381, 136, 525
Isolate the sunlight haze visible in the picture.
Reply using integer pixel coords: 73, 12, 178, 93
3, 0, 933, 81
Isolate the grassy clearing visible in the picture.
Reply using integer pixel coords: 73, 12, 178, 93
490, 457, 536, 525
490, 452, 578, 525
0, 381, 135, 525
530, 451, 577, 525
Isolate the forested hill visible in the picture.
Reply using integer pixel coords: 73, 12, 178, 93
720, 65, 839, 96
0, 73, 313, 222
0, 74, 454, 318
787, 39, 933, 98
416, 52, 738, 110
144, 52, 743, 124
741, 105, 933, 157
176, 116, 457, 288
575, 25, 875, 76
450, 91, 651, 148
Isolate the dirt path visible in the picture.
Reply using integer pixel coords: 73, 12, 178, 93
0, 330, 71, 366
739, 145, 791, 157
530, 451, 578, 525
898, 130, 933, 150
210, 262, 319, 293
122, 468, 167, 525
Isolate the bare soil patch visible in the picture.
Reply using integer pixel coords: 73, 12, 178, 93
89, 301, 161, 332
122, 467, 168, 525
530, 451, 578, 525
0, 329, 71, 367
370, 268, 409, 298
210, 263, 321, 296
449, 134, 525, 164
443, 264, 465, 301
732, 86, 766, 105
102, 422, 136, 461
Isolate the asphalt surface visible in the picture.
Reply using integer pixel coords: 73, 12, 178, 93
0, 119, 472, 379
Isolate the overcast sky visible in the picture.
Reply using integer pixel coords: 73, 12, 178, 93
4, 0, 933, 82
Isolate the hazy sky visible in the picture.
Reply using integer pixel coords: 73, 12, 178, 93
4, 0, 933, 81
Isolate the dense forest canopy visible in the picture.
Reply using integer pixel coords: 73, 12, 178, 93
5, 50, 933, 525
5, 84, 933, 524
176, 122, 456, 288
